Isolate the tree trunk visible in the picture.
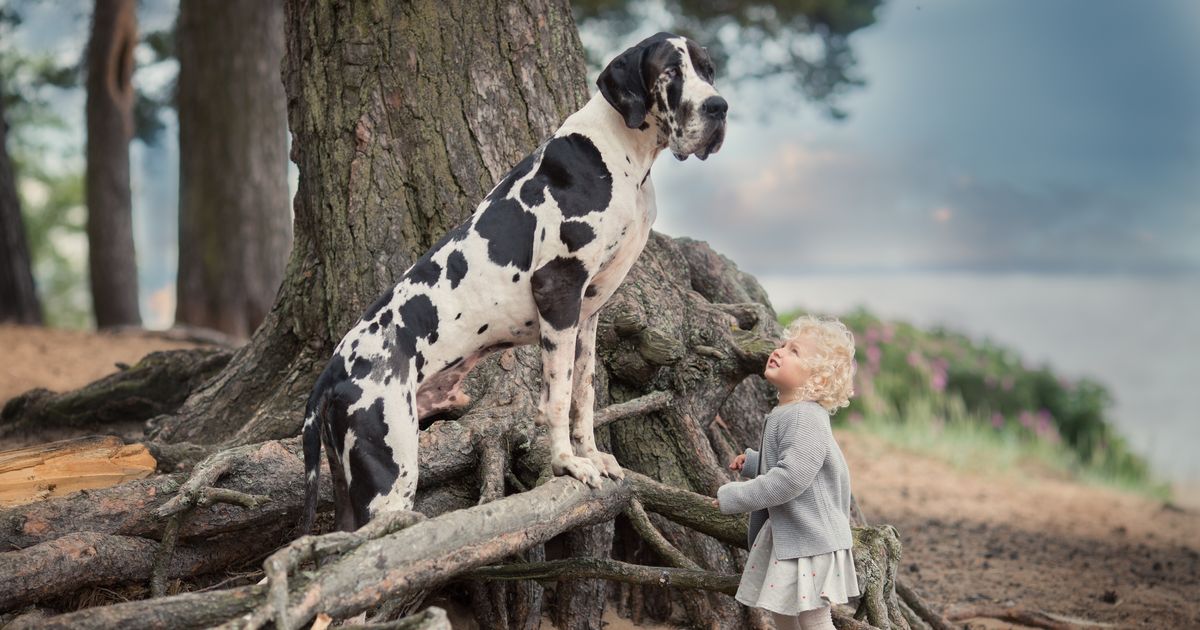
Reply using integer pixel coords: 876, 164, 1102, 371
85, 0, 140, 328
149, 0, 589, 445
0, 80, 42, 324
175, 0, 291, 340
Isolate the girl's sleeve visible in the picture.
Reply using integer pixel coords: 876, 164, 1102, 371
742, 448, 760, 479
717, 407, 830, 515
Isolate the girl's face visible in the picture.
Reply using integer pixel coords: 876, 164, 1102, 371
763, 333, 818, 394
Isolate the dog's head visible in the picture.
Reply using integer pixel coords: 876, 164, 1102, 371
598, 32, 726, 161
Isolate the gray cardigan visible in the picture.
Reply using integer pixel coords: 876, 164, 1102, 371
716, 400, 854, 559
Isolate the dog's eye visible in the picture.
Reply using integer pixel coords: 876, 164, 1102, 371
664, 66, 680, 79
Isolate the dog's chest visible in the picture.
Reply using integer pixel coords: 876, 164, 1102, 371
582, 176, 656, 317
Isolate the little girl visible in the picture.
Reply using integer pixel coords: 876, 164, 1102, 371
715, 315, 860, 630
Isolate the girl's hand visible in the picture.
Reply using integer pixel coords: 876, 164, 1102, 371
711, 498, 719, 509
728, 453, 746, 472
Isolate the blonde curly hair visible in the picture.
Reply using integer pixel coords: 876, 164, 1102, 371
782, 315, 856, 413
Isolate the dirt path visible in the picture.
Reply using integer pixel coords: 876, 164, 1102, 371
840, 431, 1200, 629
2, 325, 1197, 628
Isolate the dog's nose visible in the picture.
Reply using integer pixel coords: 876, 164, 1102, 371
701, 96, 728, 120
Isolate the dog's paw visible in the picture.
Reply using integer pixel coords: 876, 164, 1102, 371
586, 450, 624, 480
552, 453, 604, 489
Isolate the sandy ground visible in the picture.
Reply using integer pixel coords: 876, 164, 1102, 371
1, 325, 1197, 628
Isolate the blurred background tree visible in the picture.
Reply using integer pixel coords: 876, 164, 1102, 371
84, 0, 140, 328
0, 72, 41, 324
175, 0, 290, 339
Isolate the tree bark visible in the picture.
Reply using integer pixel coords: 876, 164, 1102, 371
85, 0, 140, 328
0, 82, 42, 325
175, 0, 291, 339
149, 0, 588, 445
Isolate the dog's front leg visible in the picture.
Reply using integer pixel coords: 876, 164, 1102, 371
532, 260, 603, 488
570, 311, 623, 479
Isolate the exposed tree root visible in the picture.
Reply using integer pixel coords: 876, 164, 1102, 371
0, 348, 231, 439
945, 605, 1117, 629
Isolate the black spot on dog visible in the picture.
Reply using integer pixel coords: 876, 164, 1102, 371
368, 322, 379, 334
626, 155, 631, 164
351, 340, 359, 350
540, 228, 546, 242
531, 257, 589, 330
560, 221, 595, 253
407, 257, 441, 287
446, 250, 468, 289
519, 134, 612, 218
575, 336, 584, 359
541, 335, 557, 352
475, 198, 536, 271
455, 313, 462, 320
512, 273, 520, 282
392, 295, 439, 379
487, 150, 538, 202
351, 356, 373, 380
584, 284, 598, 298
686, 39, 716, 84
346, 396, 400, 527
415, 352, 425, 373
477, 324, 488, 334
379, 310, 393, 327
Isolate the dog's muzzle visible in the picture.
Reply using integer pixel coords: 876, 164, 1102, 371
695, 96, 727, 161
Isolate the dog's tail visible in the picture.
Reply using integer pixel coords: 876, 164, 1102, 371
298, 384, 330, 537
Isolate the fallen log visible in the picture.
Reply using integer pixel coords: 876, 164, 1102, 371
0, 438, 324, 550
5, 585, 268, 630
0, 348, 231, 438
0, 436, 156, 507
0, 529, 285, 611
252, 476, 634, 630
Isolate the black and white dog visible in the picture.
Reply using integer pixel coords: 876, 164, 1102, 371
301, 32, 726, 533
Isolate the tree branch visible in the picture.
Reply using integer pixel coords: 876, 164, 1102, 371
467, 557, 738, 594
623, 497, 701, 570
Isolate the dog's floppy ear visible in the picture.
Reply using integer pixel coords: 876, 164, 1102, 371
597, 43, 650, 129
598, 33, 674, 129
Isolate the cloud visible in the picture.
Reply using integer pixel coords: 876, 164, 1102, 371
654, 137, 1199, 275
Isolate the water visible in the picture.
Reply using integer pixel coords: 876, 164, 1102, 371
759, 272, 1200, 484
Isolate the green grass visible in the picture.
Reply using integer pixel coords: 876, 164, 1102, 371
781, 308, 1171, 501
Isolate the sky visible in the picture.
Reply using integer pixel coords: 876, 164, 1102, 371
637, 0, 1200, 276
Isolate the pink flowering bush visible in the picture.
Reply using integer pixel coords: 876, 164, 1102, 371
779, 308, 1153, 485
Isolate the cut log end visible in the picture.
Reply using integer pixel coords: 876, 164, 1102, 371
0, 436, 156, 507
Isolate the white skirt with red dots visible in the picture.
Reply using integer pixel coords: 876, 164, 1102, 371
735, 520, 861, 615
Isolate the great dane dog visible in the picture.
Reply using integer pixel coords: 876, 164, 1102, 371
300, 32, 726, 533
